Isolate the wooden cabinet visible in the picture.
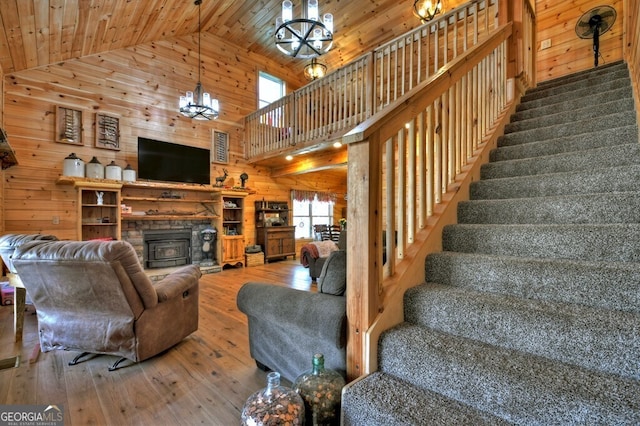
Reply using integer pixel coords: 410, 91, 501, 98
255, 200, 295, 262
76, 182, 122, 241
257, 226, 296, 262
221, 192, 247, 267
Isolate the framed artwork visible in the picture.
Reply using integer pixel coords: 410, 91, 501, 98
55, 106, 83, 145
95, 113, 120, 150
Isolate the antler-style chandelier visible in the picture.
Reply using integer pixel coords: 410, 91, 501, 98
304, 58, 327, 81
413, 0, 443, 23
179, 0, 219, 120
275, 0, 334, 58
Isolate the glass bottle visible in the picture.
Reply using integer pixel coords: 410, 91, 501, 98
293, 353, 346, 426
241, 371, 304, 426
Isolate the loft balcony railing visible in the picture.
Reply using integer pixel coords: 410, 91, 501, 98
245, 0, 500, 162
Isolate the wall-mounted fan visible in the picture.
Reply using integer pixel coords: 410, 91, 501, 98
575, 5, 617, 67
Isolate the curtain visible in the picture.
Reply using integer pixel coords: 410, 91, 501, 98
291, 189, 336, 203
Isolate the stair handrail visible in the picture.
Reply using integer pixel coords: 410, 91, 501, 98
244, 0, 500, 162
340, 18, 537, 379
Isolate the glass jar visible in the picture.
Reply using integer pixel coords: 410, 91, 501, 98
241, 371, 304, 426
293, 353, 346, 426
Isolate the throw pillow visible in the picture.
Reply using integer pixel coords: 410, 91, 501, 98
318, 250, 346, 296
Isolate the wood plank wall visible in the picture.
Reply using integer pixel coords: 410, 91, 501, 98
535, 0, 625, 82
1, 31, 346, 244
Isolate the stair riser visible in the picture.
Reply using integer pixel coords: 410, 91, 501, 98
378, 325, 640, 425
498, 111, 636, 147
442, 224, 640, 263
505, 98, 635, 134
425, 252, 640, 313
470, 165, 640, 200
520, 69, 631, 103
458, 193, 640, 225
531, 61, 627, 92
481, 143, 640, 180
490, 125, 639, 162
404, 283, 640, 380
517, 78, 631, 113
511, 86, 632, 123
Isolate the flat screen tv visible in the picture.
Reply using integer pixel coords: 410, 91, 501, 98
137, 137, 211, 185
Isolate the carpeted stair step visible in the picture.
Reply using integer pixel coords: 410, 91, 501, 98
424, 252, 640, 313
404, 283, 640, 379
375, 324, 640, 425
515, 77, 632, 113
497, 110, 636, 147
481, 143, 640, 179
457, 191, 640, 225
519, 68, 630, 103
470, 164, 640, 200
342, 371, 510, 426
530, 61, 626, 92
441, 223, 640, 263
490, 124, 638, 162
504, 97, 634, 134
509, 85, 632, 123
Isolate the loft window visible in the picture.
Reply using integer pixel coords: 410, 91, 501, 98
259, 72, 286, 127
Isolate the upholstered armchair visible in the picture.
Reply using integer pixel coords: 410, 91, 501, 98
0, 233, 59, 275
237, 250, 347, 382
11, 239, 200, 370
301, 230, 347, 282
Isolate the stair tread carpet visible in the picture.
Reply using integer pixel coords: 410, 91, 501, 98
342, 61, 640, 425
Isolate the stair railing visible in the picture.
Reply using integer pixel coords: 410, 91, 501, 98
343, 0, 536, 379
245, 0, 500, 162
624, 0, 640, 129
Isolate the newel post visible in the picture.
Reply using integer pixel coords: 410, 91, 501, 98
345, 133, 382, 381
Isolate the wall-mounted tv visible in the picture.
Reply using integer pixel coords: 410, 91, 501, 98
137, 137, 211, 185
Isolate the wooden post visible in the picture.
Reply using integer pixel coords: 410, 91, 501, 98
346, 135, 381, 381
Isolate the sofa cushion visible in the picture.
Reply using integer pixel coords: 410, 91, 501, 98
318, 250, 346, 296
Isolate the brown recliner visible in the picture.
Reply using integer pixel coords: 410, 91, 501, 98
12, 239, 200, 370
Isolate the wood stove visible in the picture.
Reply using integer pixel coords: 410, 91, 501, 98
143, 229, 192, 269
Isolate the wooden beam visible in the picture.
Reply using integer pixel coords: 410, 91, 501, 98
269, 149, 348, 177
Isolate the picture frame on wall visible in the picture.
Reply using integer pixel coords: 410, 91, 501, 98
95, 113, 120, 150
55, 106, 83, 145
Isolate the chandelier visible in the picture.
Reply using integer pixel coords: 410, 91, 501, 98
179, 0, 219, 120
413, 0, 443, 23
275, 0, 334, 58
304, 58, 327, 81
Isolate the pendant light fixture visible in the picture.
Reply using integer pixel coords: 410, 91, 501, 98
275, 0, 334, 58
179, 0, 219, 120
413, 0, 443, 23
304, 58, 327, 81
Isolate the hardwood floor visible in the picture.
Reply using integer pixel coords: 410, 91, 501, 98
0, 259, 313, 425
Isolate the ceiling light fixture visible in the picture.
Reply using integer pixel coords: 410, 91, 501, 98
179, 0, 219, 120
413, 0, 443, 23
275, 0, 334, 58
304, 58, 327, 80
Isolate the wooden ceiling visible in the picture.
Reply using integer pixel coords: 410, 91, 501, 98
0, 0, 431, 77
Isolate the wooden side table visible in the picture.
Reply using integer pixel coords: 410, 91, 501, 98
7, 273, 26, 342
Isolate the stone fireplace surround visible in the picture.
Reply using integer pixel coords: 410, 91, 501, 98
121, 219, 220, 278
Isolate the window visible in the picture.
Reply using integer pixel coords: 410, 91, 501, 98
259, 71, 285, 108
293, 196, 334, 239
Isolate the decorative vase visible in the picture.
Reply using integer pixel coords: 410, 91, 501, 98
85, 156, 104, 179
105, 161, 122, 180
122, 164, 136, 182
293, 353, 345, 426
63, 153, 85, 177
241, 371, 305, 426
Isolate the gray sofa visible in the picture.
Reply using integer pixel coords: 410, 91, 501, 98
301, 231, 346, 282
237, 250, 347, 382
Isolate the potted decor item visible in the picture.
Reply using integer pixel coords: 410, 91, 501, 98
241, 371, 305, 425
293, 353, 346, 425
